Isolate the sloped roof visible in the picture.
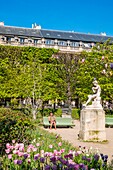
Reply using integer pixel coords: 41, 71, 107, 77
40, 29, 113, 43
0, 25, 42, 38
0, 25, 113, 43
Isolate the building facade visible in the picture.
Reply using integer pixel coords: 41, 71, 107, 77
0, 22, 113, 52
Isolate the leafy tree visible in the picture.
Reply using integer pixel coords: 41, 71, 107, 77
76, 40, 113, 104
0, 46, 58, 118
52, 53, 80, 106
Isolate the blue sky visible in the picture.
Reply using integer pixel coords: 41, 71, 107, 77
0, 0, 113, 36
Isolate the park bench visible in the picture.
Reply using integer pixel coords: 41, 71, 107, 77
43, 117, 75, 128
105, 117, 113, 127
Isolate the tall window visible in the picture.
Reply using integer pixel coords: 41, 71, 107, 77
45, 39, 54, 45
34, 39, 41, 44
20, 38, 24, 44
58, 41, 67, 46
70, 42, 79, 47
6, 37, 11, 43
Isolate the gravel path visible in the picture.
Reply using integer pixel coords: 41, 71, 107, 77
45, 120, 113, 161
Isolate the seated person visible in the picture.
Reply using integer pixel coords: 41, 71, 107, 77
48, 112, 56, 129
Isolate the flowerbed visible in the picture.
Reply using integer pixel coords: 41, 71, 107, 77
0, 108, 35, 155
0, 139, 110, 170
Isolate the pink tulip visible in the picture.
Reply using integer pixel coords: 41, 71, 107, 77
58, 142, 62, 147
48, 152, 53, 157
102, 56, 104, 60
54, 150, 58, 156
32, 148, 37, 152
5, 149, 10, 154
13, 150, 19, 154
8, 154, 12, 159
69, 150, 73, 154
19, 143, 24, 148
12, 140, 15, 144
18, 151, 24, 157
15, 143, 20, 150
68, 159, 75, 164
36, 143, 40, 147
105, 63, 108, 68
10, 145, 14, 150
27, 148, 31, 153
14, 160, 18, 164
28, 144, 34, 149
77, 150, 82, 154
60, 149, 65, 153
19, 146, 24, 151
6, 143, 11, 149
49, 145, 53, 148
57, 151, 61, 156
82, 59, 85, 63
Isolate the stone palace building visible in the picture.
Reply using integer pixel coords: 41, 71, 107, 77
0, 22, 113, 52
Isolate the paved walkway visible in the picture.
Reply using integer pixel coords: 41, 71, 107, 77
46, 120, 113, 161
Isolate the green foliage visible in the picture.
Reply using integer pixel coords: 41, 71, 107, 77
39, 108, 62, 117
71, 108, 80, 119
40, 108, 55, 117
0, 41, 113, 109
76, 41, 113, 102
105, 109, 113, 115
55, 108, 62, 117
52, 53, 80, 104
31, 127, 75, 152
0, 108, 35, 155
0, 45, 58, 101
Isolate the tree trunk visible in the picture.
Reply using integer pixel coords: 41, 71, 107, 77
32, 106, 37, 120
67, 81, 71, 106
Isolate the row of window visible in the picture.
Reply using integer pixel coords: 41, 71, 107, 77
0, 36, 94, 48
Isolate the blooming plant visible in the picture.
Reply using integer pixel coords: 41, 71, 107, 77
0, 141, 109, 170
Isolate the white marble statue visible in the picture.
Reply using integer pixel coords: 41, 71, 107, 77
84, 79, 101, 107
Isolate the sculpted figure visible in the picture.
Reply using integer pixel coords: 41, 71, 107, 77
84, 79, 101, 107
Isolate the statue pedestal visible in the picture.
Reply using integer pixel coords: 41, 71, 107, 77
79, 106, 106, 141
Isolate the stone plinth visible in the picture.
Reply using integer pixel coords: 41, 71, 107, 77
79, 106, 106, 141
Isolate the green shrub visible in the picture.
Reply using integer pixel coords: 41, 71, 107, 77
40, 108, 55, 116
40, 108, 62, 117
105, 109, 113, 115
54, 108, 62, 117
0, 108, 35, 155
71, 108, 80, 119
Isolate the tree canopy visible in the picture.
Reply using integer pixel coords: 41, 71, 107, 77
0, 41, 113, 108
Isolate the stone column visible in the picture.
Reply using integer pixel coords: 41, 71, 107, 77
79, 106, 106, 141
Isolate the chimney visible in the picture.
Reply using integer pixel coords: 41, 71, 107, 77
0, 21, 4, 26
100, 32, 106, 36
32, 23, 41, 29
